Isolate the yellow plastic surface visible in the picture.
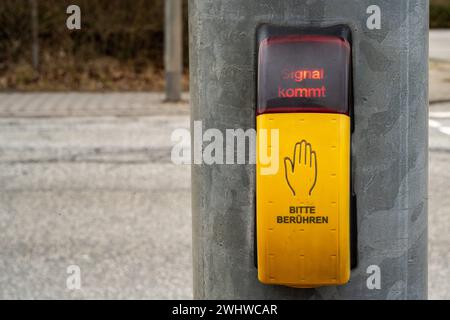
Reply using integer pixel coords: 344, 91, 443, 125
256, 112, 350, 287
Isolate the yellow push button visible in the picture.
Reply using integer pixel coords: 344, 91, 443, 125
256, 113, 350, 287
256, 24, 353, 287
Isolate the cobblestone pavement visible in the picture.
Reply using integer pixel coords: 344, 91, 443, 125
0, 92, 190, 118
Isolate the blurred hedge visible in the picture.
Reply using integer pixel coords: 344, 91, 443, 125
431, 0, 450, 28
0, 0, 188, 91
0, 1, 448, 90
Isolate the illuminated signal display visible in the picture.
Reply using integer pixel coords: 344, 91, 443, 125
279, 68, 326, 98
257, 35, 351, 115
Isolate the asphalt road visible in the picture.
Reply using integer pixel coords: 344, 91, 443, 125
428, 30, 450, 300
0, 112, 192, 299
428, 104, 450, 300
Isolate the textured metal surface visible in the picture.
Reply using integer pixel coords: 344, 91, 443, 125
190, 0, 428, 299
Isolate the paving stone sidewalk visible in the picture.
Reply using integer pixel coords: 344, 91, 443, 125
0, 92, 190, 118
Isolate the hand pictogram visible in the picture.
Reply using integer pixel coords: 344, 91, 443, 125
284, 140, 317, 197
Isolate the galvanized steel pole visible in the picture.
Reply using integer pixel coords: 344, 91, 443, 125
190, 0, 428, 299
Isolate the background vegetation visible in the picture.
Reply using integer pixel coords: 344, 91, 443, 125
0, 1, 448, 91
0, 0, 188, 91
431, 0, 450, 28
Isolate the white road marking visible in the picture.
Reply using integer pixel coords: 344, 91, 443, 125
429, 119, 441, 128
429, 112, 450, 119
429, 118, 450, 137
440, 127, 450, 136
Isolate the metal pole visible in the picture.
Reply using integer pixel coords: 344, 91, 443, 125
30, 0, 39, 71
165, 0, 183, 102
190, 0, 428, 299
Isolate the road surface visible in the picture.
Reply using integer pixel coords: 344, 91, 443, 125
0, 94, 192, 299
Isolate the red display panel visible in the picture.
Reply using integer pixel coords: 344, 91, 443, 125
257, 34, 351, 115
